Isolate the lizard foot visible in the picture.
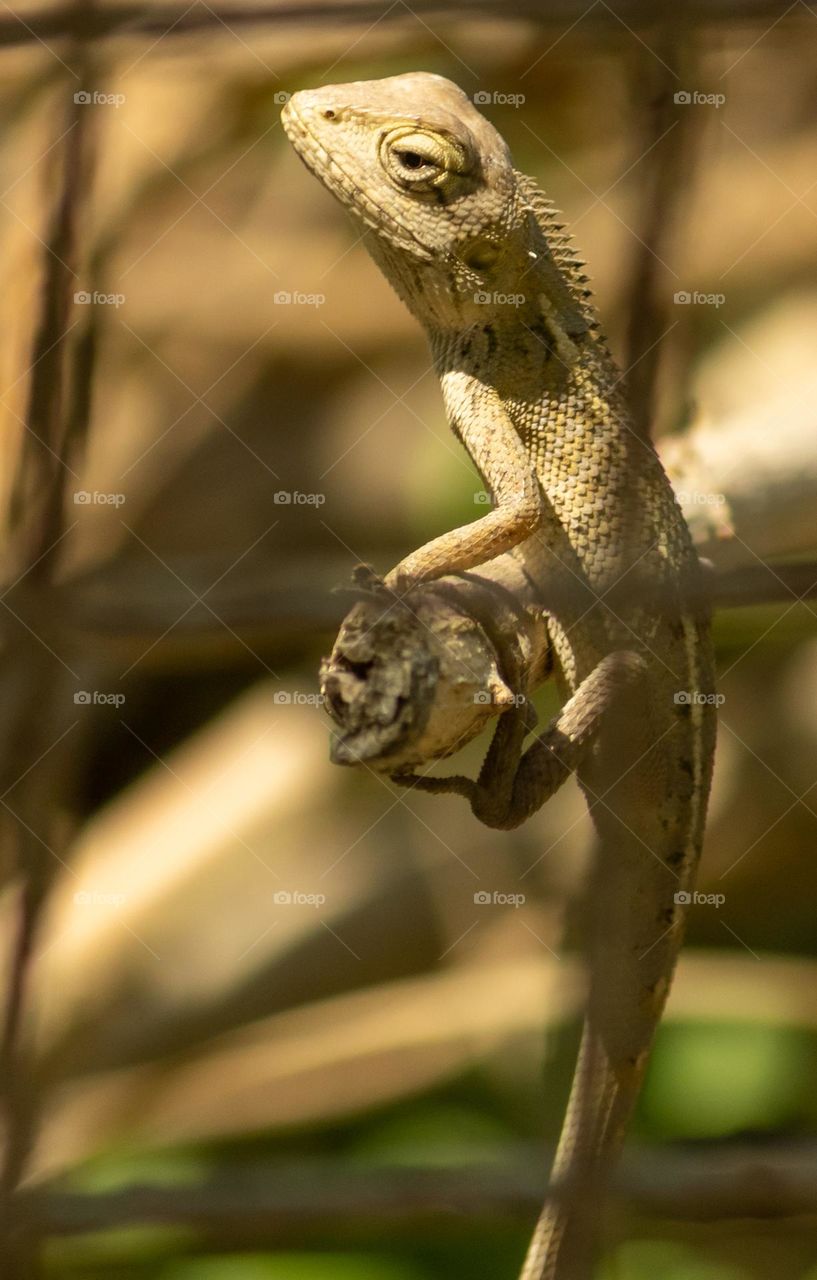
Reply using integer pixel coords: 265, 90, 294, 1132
333, 563, 405, 608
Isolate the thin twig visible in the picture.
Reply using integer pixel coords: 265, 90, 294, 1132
0, 15, 99, 1275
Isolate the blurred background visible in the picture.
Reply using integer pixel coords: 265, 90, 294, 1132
1, 2, 817, 1277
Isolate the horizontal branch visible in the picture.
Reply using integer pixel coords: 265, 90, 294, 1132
11, 548, 817, 642
0, 0, 806, 53
20, 1142, 817, 1243
320, 551, 817, 770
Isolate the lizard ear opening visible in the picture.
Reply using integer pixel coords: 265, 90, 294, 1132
461, 239, 500, 272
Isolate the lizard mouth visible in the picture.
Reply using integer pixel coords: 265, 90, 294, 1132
281, 100, 435, 262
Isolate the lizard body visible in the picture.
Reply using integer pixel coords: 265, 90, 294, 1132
283, 72, 716, 1279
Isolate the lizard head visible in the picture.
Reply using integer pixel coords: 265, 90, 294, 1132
282, 73, 524, 323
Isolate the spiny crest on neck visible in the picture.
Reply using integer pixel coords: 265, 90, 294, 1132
514, 172, 603, 339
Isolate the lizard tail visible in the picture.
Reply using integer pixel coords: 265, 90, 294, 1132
517, 1022, 646, 1280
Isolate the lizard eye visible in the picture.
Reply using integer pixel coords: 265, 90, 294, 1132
381, 127, 471, 194
395, 150, 427, 170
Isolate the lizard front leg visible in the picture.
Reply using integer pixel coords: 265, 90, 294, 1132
396, 649, 646, 830
386, 369, 544, 593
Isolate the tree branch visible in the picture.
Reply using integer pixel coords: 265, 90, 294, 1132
21, 1142, 817, 1243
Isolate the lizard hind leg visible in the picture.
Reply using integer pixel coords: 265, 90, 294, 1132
389, 700, 533, 809
470, 702, 571, 830
394, 650, 646, 830
471, 649, 647, 830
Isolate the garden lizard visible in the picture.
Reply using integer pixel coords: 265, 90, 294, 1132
283, 72, 716, 1280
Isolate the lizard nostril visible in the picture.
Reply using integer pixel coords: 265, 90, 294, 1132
322, 108, 337, 120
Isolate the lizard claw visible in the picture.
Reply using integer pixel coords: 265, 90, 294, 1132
332, 564, 398, 606
351, 563, 390, 595
382, 567, 421, 598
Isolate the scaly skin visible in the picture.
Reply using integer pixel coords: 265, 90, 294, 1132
283, 72, 716, 1279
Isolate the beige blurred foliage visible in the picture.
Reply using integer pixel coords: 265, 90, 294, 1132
15, 654, 817, 1182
